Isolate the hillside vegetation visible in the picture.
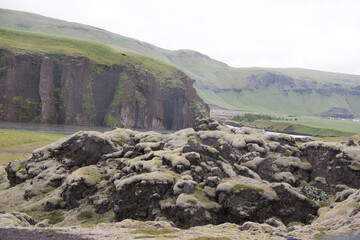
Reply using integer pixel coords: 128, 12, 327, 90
229, 114, 359, 137
1, 8, 360, 117
0, 28, 208, 129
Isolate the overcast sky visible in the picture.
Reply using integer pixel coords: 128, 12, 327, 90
1, 0, 360, 75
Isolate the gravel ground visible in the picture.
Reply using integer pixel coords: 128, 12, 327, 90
0, 228, 91, 240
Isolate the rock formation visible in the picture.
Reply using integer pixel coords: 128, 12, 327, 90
0, 49, 209, 129
0, 118, 359, 239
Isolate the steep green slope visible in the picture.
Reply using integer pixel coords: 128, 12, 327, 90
1, 8, 360, 117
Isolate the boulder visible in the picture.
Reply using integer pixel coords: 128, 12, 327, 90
113, 171, 175, 221
0, 212, 35, 227
61, 165, 103, 208
301, 142, 360, 192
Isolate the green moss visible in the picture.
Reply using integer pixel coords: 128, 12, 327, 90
115, 139, 127, 146
313, 232, 332, 239
44, 212, 65, 224
202, 123, 210, 130
99, 174, 107, 181
190, 99, 208, 119
231, 184, 265, 195
13, 96, 41, 121
104, 114, 122, 128
104, 72, 127, 127
76, 211, 93, 220
0, 66, 7, 72
187, 199, 197, 205
41, 229, 63, 233
130, 228, 180, 235
135, 90, 146, 105
191, 186, 218, 209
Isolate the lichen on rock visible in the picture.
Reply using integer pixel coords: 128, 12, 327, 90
1, 118, 360, 238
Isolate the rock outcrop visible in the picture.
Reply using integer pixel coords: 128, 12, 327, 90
0, 49, 209, 129
2, 119, 360, 234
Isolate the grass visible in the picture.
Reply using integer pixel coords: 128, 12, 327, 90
314, 135, 360, 142
275, 116, 360, 134
76, 211, 93, 220
251, 120, 355, 137
228, 113, 359, 137
44, 212, 65, 224
231, 113, 284, 122
0, 28, 184, 90
200, 88, 360, 118
0, 129, 65, 165
41, 229, 63, 233
231, 184, 265, 195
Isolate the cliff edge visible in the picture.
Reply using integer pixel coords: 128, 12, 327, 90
0, 28, 209, 129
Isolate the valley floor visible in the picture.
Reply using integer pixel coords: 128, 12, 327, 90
211, 109, 360, 140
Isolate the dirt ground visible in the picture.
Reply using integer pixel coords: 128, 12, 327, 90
0, 228, 90, 240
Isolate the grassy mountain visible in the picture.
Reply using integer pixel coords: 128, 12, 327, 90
1, 8, 360, 117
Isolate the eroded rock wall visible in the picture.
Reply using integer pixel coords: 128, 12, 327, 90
0, 51, 209, 129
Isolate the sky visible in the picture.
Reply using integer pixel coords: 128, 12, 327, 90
0, 0, 360, 75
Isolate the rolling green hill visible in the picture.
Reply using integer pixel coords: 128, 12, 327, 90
1, 8, 360, 117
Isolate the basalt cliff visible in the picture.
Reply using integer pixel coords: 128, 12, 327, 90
0, 29, 209, 130
0, 119, 359, 239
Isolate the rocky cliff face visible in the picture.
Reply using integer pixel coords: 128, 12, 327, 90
0, 50, 209, 129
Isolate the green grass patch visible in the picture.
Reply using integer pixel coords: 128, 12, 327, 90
200, 87, 360, 119
76, 211, 93, 220
192, 186, 219, 209
0, 129, 65, 165
248, 119, 355, 137
0, 129, 65, 149
231, 113, 284, 122
131, 228, 180, 235
44, 212, 65, 224
186, 199, 197, 205
277, 116, 360, 134
0, 153, 31, 166
41, 229, 63, 233
231, 184, 265, 195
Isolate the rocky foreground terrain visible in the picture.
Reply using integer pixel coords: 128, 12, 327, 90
0, 118, 360, 239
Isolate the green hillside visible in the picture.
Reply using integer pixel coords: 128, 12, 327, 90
0, 28, 183, 87
1, 8, 360, 117
198, 88, 360, 117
